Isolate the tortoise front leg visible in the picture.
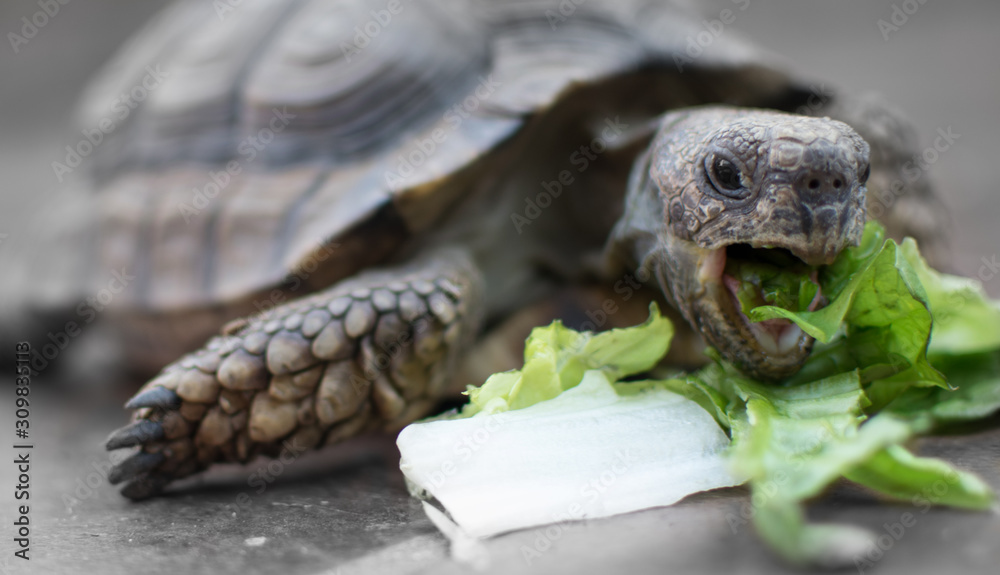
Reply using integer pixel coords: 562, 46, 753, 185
105, 248, 483, 499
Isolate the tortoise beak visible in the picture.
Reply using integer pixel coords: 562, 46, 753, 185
696, 246, 815, 367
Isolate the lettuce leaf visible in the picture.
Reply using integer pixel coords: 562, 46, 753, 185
724, 247, 818, 314
660, 355, 994, 566
747, 222, 886, 342
844, 444, 995, 510
401, 221, 1000, 567
398, 370, 742, 538
458, 303, 673, 417
716, 222, 997, 564
901, 238, 1000, 355
751, 223, 947, 393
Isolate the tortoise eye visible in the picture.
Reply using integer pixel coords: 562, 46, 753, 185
708, 156, 750, 199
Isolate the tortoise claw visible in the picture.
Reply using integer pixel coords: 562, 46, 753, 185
105, 420, 165, 450
108, 451, 165, 485
120, 474, 172, 500
102, 250, 483, 499
125, 386, 180, 410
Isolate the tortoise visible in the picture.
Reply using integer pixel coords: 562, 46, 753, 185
45, 0, 946, 498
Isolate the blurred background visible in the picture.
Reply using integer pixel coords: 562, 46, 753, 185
0, 1, 997, 574
2, 0, 998, 293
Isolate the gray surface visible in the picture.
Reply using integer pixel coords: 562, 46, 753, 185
4, 385, 1000, 575
1, 1, 999, 574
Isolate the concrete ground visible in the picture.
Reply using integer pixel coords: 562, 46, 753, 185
1, 1, 998, 574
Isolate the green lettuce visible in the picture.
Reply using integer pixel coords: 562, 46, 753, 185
678, 361, 992, 566
432, 221, 999, 567
725, 246, 819, 314
879, 241, 1000, 425
696, 222, 998, 564
751, 223, 947, 394
456, 303, 673, 417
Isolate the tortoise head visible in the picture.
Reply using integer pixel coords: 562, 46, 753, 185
613, 106, 870, 380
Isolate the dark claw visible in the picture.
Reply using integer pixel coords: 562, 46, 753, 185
125, 386, 180, 410
121, 474, 172, 500
108, 452, 165, 485
105, 421, 165, 450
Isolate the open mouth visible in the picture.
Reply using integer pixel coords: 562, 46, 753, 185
699, 244, 827, 357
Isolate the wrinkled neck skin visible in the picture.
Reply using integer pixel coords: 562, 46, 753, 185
613, 175, 776, 377
608, 148, 700, 332
608, 106, 871, 380
609, 147, 777, 378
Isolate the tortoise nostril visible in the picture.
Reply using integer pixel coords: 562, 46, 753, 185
833, 179, 843, 189
808, 179, 820, 190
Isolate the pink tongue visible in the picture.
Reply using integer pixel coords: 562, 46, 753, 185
723, 273, 825, 316
807, 270, 825, 312
722, 273, 796, 338
722, 274, 741, 297
756, 318, 795, 340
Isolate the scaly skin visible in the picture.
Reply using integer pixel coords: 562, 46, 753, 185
611, 107, 869, 380
108, 107, 871, 497
106, 249, 482, 499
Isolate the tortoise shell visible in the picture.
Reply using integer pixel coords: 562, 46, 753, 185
57, 0, 806, 367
